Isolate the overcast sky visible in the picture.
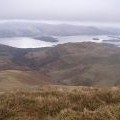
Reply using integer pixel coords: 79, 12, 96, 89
0, 0, 120, 24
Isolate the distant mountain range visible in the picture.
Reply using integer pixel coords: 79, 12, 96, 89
0, 21, 120, 38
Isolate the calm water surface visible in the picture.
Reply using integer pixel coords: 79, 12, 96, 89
0, 35, 119, 48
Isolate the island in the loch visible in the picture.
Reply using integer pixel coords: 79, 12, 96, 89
92, 38, 100, 40
103, 39, 120, 42
34, 36, 59, 42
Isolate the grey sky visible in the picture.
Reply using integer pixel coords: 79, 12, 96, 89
0, 0, 120, 24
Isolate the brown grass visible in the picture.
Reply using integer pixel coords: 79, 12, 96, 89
0, 86, 120, 120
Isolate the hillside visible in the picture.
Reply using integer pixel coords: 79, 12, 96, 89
1, 42, 120, 88
0, 86, 120, 120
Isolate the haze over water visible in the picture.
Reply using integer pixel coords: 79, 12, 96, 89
0, 35, 117, 48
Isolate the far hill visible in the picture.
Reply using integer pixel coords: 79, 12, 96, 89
1, 42, 120, 89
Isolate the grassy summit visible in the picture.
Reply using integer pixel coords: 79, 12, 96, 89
0, 86, 120, 120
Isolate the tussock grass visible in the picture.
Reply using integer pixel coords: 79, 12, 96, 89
0, 86, 120, 120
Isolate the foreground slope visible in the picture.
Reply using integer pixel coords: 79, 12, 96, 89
0, 86, 120, 120
0, 70, 49, 91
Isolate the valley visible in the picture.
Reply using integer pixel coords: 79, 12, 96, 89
0, 42, 120, 90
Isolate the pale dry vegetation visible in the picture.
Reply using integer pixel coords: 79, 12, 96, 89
0, 86, 120, 120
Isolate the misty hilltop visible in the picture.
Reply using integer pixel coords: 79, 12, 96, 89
0, 21, 120, 38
